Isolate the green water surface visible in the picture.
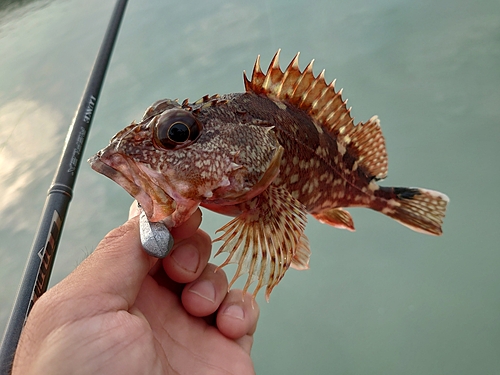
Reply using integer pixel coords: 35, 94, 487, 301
1, 0, 499, 373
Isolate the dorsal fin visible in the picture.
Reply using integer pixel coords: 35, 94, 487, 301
243, 50, 388, 180
180, 94, 229, 114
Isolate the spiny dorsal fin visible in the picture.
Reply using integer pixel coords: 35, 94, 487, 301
181, 94, 229, 113
243, 50, 389, 180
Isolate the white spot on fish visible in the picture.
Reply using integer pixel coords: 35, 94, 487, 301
301, 181, 310, 194
368, 181, 379, 191
220, 176, 230, 187
273, 100, 287, 110
353, 194, 363, 202
315, 146, 324, 157
290, 174, 299, 184
337, 142, 346, 156
319, 172, 329, 181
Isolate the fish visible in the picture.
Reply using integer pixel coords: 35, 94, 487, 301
89, 50, 449, 300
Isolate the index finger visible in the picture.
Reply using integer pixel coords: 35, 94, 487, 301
129, 201, 202, 241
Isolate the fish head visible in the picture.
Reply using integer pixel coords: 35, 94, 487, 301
89, 97, 282, 227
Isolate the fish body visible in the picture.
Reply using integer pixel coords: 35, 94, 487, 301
89, 51, 448, 299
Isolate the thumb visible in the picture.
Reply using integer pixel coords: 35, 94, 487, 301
59, 216, 155, 313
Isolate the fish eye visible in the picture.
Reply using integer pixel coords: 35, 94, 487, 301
153, 109, 202, 150
168, 122, 190, 142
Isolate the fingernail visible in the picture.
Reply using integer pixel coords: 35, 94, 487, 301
171, 244, 199, 273
188, 280, 216, 303
128, 201, 140, 219
223, 304, 245, 320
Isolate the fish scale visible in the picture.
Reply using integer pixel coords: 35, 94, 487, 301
89, 50, 449, 300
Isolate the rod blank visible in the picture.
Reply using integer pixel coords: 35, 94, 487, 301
0, 0, 128, 372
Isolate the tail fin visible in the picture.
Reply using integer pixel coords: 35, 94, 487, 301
376, 187, 449, 235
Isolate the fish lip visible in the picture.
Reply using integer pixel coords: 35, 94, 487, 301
88, 150, 157, 220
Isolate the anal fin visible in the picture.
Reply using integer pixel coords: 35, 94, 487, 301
214, 185, 309, 301
313, 207, 355, 231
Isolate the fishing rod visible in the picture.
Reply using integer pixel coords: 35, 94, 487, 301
0, 0, 128, 372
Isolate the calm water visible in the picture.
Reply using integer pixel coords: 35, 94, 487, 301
1, 0, 499, 373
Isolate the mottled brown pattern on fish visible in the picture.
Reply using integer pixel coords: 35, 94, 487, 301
183, 92, 375, 215
89, 50, 449, 300
229, 95, 369, 207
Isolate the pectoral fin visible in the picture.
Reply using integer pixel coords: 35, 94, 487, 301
214, 185, 309, 301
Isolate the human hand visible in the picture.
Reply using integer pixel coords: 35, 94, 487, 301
12, 204, 259, 374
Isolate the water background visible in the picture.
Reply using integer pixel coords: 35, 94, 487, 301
1, 0, 499, 373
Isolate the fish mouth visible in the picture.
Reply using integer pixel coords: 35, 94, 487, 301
88, 150, 175, 223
